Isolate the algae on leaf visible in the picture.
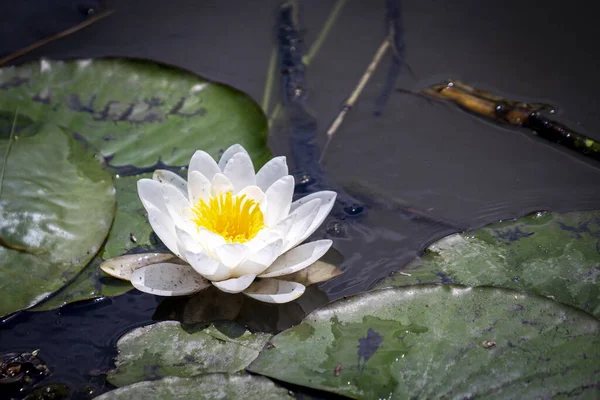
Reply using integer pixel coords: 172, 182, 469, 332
0, 126, 115, 317
249, 285, 600, 400
96, 374, 291, 400
378, 211, 600, 318
108, 321, 272, 388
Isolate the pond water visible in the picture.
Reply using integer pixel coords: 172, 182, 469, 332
1, 0, 599, 398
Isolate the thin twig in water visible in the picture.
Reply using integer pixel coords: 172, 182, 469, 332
0, 109, 18, 200
302, 0, 346, 66
320, 38, 390, 162
261, 47, 279, 113
0, 10, 114, 67
267, 0, 347, 126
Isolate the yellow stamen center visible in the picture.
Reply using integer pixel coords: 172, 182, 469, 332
191, 192, 265, 243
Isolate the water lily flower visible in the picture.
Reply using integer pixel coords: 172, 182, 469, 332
132, 144, 336, 303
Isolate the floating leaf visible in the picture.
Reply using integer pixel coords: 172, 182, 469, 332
0, 126, 115, 317
249, 285, 600, 399
97, 374, 291, 400
107, 321, 272, 388
31, 256, 132, 312
377, 211, 600, 318
102, 174, 156, 260
0, 58, 270, 310
0, 58, 270, 168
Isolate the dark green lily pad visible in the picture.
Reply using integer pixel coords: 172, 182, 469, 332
0, 58, 270, 168
102, 174, 156, 260
249, 285, 600, 400
33, 174, 159, 311
0, 58, 270, 310
108, 321, 272, 388
97, 374, 291, 400
0, 126, 115, 317
31, 255, 132, 312
377, 211, 600, 318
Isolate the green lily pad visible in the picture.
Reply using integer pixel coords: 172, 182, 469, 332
31, 255, 133, 312
1, 58, 270, 310
249, 285, 600, 400
0, 126, 115, 317
102, 174, 156, 260
96, 374, 291, 400
377, 211, 600, 318
108, 321, 272, 388
0, 58, 270, 168
33, 174, 161, 311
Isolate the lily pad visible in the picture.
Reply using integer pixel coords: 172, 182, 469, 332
377, 211, 600, 318
0, 58, 270, 168
0, 58, 271, 310
31, 255, 133, 312
0, 126, 115, 317
102, 174, 156, 260
249, 285, 600, 400
96, 374, 291, 400
108, 321, 272, 387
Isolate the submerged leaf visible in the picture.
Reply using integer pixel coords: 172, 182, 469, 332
249, 285, 600, 399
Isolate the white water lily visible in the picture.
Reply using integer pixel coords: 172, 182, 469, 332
133, 144, 336, 303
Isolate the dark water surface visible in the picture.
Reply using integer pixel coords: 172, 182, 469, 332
1, 0, 600, 398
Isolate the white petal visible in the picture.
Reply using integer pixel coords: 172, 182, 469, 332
218, 144, 249, 170
198, 228, 227, 249
259, 239, 332, 278
184, 250, 230, 281
244, 279, 306, 303
153, 170, 188, 198
131, 263, 210, 296
247, 228, 284, 253
213, 243, 248, 268
223, 152, 256, 193
237, 185, 266, 214
264, 175, 294, 226
175, 227, 204, 255
211, 173, 234, 196
187, 171, 211, 205
137, 179, 168, 215
100, 253, 178, 281
289, 191, 337, 244
212, 274, 256, 293
189, 150, 220, 182
271, 213, 296, 237
256, 156, 288, 192
161, 184, 195, 234
234, 239, 283, 276
283, 198, 321, 252
146, 208, 180, 256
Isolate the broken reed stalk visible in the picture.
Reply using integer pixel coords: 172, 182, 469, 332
0, 10, 114, 67
423, 81, 600, 163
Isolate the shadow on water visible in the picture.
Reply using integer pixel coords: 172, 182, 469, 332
2, 0, 600, 398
